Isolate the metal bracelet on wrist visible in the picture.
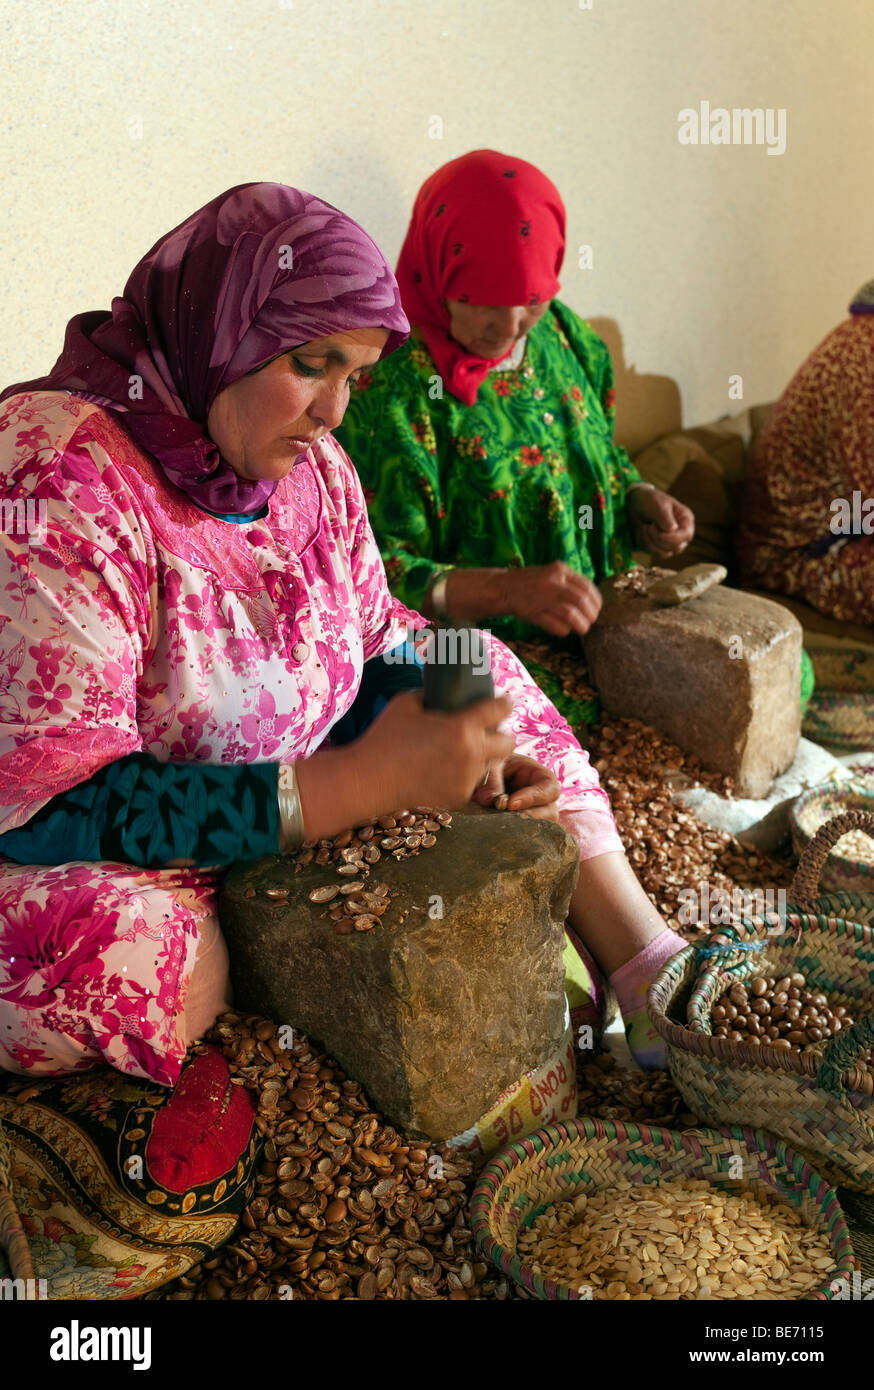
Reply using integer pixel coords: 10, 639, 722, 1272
277, 761, 307, 852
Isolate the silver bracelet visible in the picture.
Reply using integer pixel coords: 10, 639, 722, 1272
277, 761, 307, 852
429, 569, 453, 622
626, 481, 655, 494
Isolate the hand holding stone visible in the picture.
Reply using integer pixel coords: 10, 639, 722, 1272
352, 688, 516, 815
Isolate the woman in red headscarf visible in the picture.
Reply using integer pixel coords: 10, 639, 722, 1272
336, 150, 694, 672
336, 152, 693, 1062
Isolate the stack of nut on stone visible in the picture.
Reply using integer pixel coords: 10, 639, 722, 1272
219, 805, 579, 1141
291, 807, 454, 934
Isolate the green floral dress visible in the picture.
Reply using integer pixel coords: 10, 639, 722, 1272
337, 300, 815, 723
336, 299, 643, 648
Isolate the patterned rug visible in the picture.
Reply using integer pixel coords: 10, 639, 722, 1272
0, 1045, 260, 1298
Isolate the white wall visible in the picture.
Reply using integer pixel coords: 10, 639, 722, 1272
1, 0, 872, 452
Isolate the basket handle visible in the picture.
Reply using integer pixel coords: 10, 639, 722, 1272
790, 809, 874, 912
816, 1011, 874, 1098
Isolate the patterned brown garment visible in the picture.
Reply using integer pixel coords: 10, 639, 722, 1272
737, 311, 874, 625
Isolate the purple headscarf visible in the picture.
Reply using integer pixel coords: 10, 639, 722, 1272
1, 183, 410, 514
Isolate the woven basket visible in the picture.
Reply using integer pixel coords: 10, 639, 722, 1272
791, 776, 874, 893
649, 810, 874, 1192
803, 690, 874, 753
470, 1118, 855, 1300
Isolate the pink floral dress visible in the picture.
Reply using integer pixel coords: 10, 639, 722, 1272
0, 392, 621, 1086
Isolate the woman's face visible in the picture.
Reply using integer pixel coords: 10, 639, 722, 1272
207, 327, 389, 481
445, 300, 549, 359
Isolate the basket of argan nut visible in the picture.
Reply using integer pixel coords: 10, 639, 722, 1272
790, 777, 874, 895
470, 1119, 855, 1300
648, 810, 874, 1192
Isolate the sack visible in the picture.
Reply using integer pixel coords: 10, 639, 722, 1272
448, 1000, 577, 1164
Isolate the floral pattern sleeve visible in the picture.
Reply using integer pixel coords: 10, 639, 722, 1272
483, 635, 622, 861
0, 420, 152, 832
334, 372, 448, 616
551, 302, 643, 500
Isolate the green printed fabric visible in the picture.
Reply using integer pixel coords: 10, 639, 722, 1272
335, 299, 643, 645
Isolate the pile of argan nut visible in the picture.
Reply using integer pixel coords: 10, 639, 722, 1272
156, 1016, 513, 1301
612, 565, 675, 596
508, 637, 795, 937
712, 971, 874, 1084
516, 1179, 836, 1300
156, 630, 826, 1303
574, 1049, 696, 1130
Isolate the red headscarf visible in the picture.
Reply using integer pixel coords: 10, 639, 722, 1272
395, 150, 566, 405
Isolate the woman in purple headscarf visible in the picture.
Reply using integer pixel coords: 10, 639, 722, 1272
0, 184, 674, 1086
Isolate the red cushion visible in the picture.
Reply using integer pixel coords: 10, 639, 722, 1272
147, 1044, 256, 1192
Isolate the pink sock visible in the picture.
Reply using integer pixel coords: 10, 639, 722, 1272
609, 928, 686, 1068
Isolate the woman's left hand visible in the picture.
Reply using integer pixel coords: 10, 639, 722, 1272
627, 486, 695, 559
473, 754, 562, 823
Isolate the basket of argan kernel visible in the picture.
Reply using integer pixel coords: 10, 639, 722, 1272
790, 778, 874, 894
649, 810, 874, 1192
469, 1118, 855, 1299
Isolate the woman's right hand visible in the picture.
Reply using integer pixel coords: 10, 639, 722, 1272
351, 689, 516, 814
500, 562, 602, 636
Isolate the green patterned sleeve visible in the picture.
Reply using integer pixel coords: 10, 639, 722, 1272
555, 303, 643, 495
337, 361, 448, 614
594, 351, 643, 492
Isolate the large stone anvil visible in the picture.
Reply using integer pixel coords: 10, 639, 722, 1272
218, 810, 578, 1139
584, 565, 802, 797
